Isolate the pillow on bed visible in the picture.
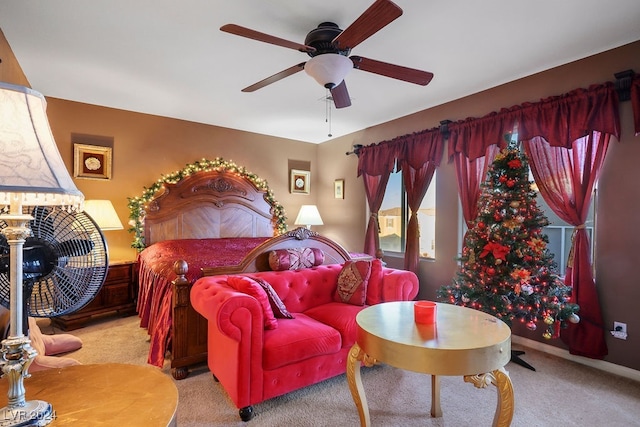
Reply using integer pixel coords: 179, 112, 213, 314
248, 276, 294, 319
334, 260, 372, 306
226, 276, 278, 329
268, 248, 324, 271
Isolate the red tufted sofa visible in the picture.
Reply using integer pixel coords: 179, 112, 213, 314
191, 263, 419, 421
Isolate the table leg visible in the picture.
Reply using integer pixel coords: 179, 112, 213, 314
430, 375, 442, 417
347, 343, 377, 427
463, 367, 514, 427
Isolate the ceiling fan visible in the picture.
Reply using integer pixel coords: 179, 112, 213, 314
221, 0, 434, 108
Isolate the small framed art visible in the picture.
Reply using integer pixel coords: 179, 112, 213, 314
290, 169, 310, 194
74, 144, 112, 180
334, 179, 344, 199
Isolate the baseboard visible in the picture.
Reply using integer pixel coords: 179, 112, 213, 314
512, 335, 640, 383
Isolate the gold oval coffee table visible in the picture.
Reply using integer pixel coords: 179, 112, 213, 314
347, 301, 513, 426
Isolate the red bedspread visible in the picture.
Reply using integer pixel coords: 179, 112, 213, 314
136, 237, 268, 367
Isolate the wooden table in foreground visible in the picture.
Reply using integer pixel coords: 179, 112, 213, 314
0, 363, 178, 426
347, 301, 514, 427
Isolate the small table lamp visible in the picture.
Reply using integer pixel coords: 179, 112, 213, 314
0, 82, 84, 425
83, 200, 124, 231
294, 205, 324, 230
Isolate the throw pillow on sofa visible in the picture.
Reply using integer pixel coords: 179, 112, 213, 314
268, 248, 324, 271
227, 276, 278, 329
334, 260, 372, 306
248, 276, 294, 319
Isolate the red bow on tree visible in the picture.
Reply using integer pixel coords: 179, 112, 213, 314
479, 242, 511, 260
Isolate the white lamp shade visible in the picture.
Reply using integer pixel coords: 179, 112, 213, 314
294, 205, 324, 228
83, 200, 124, 231
304, 54, 353, 89
0, 82, 84, 210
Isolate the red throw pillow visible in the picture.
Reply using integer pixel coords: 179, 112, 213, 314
226, 276, 278, 329
248, 276, 294, 319
334, 260, 372, 306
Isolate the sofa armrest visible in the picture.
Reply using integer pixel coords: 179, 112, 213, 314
191, 276, 265, 343
379, 268, 419, 302
190, 276, 266, 408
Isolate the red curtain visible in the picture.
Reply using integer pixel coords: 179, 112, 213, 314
357, 141, 400, 256
453, 145, 501, 228
397, 130, 444, 272
524, 134, 611, 358
520, 83, 620, 359
447, 109, 514, 236
632, 74, 640, 136
519, 84, 620, 359
447, 110, 516, 161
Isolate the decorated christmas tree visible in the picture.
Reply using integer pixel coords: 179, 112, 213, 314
437, 144, 580, 342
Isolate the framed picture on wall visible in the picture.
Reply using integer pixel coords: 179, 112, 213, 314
74, 143, 112, 180
290, 169, 310, 194
334, 179, 344, 199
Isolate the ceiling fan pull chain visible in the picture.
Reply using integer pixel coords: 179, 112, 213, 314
326, 89, 332, 137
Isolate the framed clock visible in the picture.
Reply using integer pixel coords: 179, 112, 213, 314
290, 169, 310, 194
74, 143, 112, 180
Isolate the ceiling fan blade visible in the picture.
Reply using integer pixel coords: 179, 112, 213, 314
330, 81, 351, 108
333, 0, 403, 50
242, 62, 306, 92
351, 56, 434, 86
221, 24, 316, 54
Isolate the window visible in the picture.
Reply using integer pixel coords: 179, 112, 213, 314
531, 175, 595, 275
378, 171, 437, 259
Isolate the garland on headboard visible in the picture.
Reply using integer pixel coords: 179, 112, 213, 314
127, 158, 288, 251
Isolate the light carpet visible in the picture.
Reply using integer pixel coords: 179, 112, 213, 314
38, 315, 640, 427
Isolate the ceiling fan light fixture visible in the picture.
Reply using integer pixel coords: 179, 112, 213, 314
305, 54, 353, 89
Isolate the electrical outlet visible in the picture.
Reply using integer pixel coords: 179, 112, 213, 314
611, 321, 628, 340
614, 322, 627, 334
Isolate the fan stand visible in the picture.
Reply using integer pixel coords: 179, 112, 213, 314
0, 213, 53, 426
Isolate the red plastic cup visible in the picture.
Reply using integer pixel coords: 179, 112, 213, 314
414, 301, 437, 324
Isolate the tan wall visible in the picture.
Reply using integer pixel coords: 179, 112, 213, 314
44, 100, 320, 261
3, 27, 640, 370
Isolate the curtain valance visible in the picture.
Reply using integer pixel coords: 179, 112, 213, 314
518, 83, 620, 146
447, 82, 620, 160
357, 127, 444, 176
397, 129, 444, 170
357, 139, 401, 177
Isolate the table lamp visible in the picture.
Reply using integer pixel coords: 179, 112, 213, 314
294, 205, 323, 229
83, 200, 124, 231
0, 82, 84, 426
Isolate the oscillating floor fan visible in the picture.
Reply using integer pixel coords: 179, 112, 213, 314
0, 206, 108, 335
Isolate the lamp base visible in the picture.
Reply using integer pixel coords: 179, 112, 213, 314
0, 400, 53, 426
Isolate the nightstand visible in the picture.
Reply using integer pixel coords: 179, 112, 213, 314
50, 260, 138, 331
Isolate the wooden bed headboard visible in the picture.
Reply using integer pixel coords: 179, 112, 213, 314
143, 170, 277, 246
201, 227, 353, 275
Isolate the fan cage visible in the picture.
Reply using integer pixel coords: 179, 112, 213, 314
0, 205, 108, 317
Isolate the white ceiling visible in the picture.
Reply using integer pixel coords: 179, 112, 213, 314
1, 1, 639, 144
